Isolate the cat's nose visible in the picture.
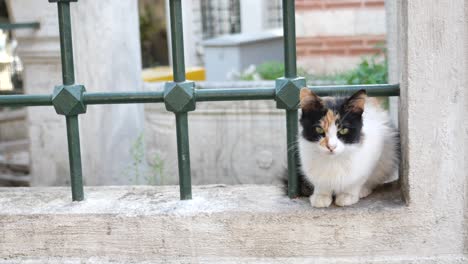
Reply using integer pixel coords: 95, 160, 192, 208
327, 144, 336, 152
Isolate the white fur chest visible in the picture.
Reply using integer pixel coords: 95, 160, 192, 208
298, 139, 361, 193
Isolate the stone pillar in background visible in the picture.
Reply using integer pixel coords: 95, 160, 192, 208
7, 0, 144, 185
71, 0, 144, 185
7, 0, 68, 186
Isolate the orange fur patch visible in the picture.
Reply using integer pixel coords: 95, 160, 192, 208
300, 88, 322, 111
320, 110, 336, 133
319, 137, 328, 148
318, 110, 339, 149
347, 91, 367, 112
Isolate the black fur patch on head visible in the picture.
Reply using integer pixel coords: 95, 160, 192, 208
300, 89, 366, 144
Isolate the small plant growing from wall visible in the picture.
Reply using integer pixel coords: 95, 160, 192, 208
123, 133, 166, 185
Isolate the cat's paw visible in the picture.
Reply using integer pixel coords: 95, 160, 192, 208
359, 187, 373, 198
335, 193, 359, 207
309, 194, 332, 208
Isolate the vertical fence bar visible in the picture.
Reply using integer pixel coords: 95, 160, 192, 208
56, 0, 84, 201
168, 0, 193, 200
169, 0, 186, 83
283, 0, 297, 78
286, 109, 299, 197
175, 112, 191, 199
66, 115, 84, 200
57, 1, 75, 85
283, 0, 300, 198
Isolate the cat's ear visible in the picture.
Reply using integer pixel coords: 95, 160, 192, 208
345, 89, 367, 113
300, 88, 323, 112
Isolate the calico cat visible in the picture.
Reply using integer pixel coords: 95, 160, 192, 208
297, 88, 399, 207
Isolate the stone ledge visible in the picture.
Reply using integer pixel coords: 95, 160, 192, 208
0, 255, 466, 264
0, 184, 403, 216
0, 184, 463, 263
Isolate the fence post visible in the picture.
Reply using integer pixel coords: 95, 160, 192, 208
276, 0, 305, 198
164, 0, 195, 200
49, 0, 86, 201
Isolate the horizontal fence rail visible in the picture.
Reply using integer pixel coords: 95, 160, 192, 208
0, 0, 400, 201
0, 84, 399, 107
0, 22, 40, 30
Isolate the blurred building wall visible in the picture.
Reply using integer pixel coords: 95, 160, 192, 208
296, 0, 386, 74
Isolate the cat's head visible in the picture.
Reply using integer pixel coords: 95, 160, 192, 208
299, 88, 367, 155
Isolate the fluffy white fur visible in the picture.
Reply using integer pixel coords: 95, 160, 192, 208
298, 100, 399, 207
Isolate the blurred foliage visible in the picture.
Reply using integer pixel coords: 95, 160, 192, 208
236, 45, 388, 86
256, 61, 284, 80
236, 61, 309, 81
345, 47, 388, 84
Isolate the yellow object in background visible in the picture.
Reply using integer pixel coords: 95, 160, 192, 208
142, 66, 206, 82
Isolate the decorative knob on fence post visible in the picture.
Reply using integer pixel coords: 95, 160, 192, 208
52, 85, 87, 116
275, 77, 306, 110
163, 81, 196, 113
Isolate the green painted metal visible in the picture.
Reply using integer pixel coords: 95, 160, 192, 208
0, 22, 40, 30
310, 84, 400, 97
56, 2, 75, 85
279, 0, 301, 198
275, 77, 306, 109
0, 94, 52, 106
282, 0, 297, 78
83, 91, 165, 104
169, 0, 186, 83
55, 0, 85, 201
286, 109, 299, 197
52, 85, 87, 115
166, 0, 194, 200
66, 115, 84, 201
195, 87, 275, 101
175, 112, 192, 200
164, 81, 196, 112
0, 84, 400, 107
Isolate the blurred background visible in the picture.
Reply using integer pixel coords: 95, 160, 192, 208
0, 0, 389, 187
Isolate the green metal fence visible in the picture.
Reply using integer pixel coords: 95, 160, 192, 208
1, 0, 399, 201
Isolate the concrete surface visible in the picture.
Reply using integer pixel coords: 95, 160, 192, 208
0, 184, 465, 263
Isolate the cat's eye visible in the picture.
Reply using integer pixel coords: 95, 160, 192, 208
315, 127, 324, 134
339, 128, 349, 135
